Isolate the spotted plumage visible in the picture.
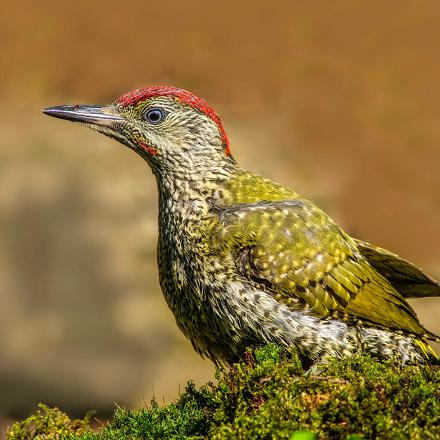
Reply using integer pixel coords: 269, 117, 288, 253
43, 86, 440, 367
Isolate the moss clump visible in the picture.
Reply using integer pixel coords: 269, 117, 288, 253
209, 346, 440, 439
7, 345, 440, 439
6, 403, 94, 439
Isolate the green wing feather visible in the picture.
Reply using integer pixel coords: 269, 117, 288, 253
213, 199, 437, 339
355, 239, 440, 299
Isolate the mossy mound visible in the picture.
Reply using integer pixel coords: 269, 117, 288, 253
7, 345, 440, 439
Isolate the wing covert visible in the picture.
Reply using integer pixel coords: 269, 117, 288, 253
212, 200, 428, 336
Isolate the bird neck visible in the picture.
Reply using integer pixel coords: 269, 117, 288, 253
154, 158, 239, 213
155, 167, 302, 225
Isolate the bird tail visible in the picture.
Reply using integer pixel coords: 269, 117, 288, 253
356, 239, 440, 298
423, 329, 440, 344
415, 338, 439, 363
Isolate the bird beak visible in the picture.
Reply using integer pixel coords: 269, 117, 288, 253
42, 105, 124, 128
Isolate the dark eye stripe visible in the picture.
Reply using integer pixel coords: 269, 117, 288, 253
145, 108, 165, 124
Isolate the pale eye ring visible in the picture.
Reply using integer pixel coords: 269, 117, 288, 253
145, 108, 165, 124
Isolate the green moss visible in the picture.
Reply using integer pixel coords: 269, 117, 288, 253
6, 404, 94, 439
7, 345, 440, 439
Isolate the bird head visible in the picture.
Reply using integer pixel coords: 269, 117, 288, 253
43, 86, 234, 175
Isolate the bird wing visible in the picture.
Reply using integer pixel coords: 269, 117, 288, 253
355, 239, 440, 299
212, 199, 431, 337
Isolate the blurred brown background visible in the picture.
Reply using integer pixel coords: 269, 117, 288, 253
1, 0, 439, 434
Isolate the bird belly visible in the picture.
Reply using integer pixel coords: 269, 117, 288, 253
157, 251, 355, 363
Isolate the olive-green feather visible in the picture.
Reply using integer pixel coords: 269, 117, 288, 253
210, 173, 438, 341
356, 239, 440, 299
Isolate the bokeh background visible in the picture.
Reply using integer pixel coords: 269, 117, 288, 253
1, 0, 440, 435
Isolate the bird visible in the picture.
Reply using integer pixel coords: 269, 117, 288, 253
43, 86, 440, 367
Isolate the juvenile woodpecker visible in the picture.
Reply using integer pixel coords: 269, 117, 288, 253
43, 86, 440, 367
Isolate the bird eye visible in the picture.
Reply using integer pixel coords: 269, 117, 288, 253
145, 108, 165, 124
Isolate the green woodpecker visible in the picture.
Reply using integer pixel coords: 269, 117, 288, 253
43, 86, 440, 367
